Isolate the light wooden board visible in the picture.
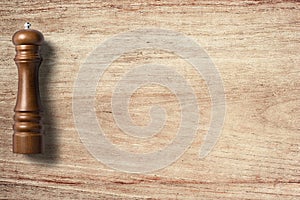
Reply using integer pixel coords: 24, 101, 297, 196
0, 0, 299, 199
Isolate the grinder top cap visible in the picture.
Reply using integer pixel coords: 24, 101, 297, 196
12, 22, 44, 46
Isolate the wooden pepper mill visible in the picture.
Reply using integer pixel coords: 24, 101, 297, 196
12, 22, 44, 154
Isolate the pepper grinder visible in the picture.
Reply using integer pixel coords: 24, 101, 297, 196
12, 22, 44, 154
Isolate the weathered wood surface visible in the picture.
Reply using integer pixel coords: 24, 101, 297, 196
0, 0, 299, 199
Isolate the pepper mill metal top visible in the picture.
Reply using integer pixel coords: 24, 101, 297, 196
12, 23, 45, 154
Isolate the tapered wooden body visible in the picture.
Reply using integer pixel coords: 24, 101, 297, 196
12, 27, 44, 154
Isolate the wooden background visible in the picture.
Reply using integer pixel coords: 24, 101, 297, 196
1, 0, 299, 199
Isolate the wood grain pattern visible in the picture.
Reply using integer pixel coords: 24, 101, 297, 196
0, 0, 299, 199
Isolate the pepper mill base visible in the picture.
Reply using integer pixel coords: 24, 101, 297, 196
13, 133, 44, 154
